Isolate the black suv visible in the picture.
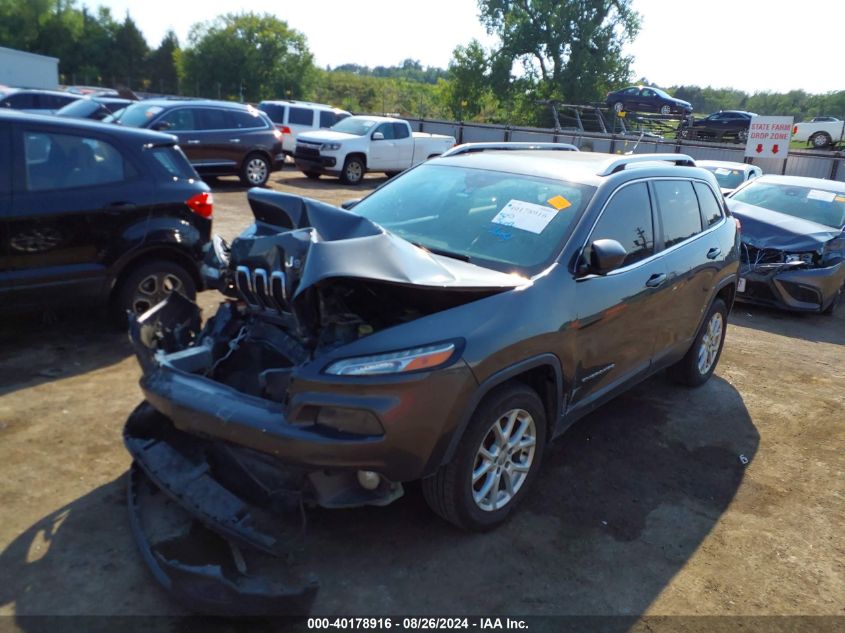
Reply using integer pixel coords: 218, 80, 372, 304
123, 145, 739, 613
111, 99, 284, 186
680, 110, 756, 143
0, 110, 211, 322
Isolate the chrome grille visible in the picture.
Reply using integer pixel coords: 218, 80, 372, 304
235, 266, 288, 312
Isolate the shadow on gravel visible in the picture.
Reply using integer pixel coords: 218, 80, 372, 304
0, 310, 131, 397
0, 374, 757, 626
730, 303, 845, 346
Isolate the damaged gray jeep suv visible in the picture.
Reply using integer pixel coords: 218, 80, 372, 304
124, 147, 739, 614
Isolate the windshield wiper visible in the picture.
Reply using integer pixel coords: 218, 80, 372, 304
409, 241, 471, 262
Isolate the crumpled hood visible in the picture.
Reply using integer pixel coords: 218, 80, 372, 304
241, 188, 527, 295
296, 130, 359, 144
728, 200, 842, 251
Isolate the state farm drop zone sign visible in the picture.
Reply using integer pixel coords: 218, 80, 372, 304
745, 116, 794, 158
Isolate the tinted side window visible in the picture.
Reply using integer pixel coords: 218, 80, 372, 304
5, 93, 37, 109
259, 103, 287, 124
653, 180, 703, 247
373, 123, 395, 140
24, 131, 128, 191
158, 108, 196, 131
694, 182, 723, 227
288, 107, 313, 125
393, 122, 410, 139
319, 111, 336, 128
198, 108, 228, 130
588, 182, 654, 267
230, 110, 265, 129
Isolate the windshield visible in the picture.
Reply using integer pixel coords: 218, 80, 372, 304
331, 117, 378, 136
702, 166, 745, 190
56, 99, 101, 118
653, 88, 671, 99
731, 181, 845, 229
351, 163, 595, 275
107, 102, 164, 127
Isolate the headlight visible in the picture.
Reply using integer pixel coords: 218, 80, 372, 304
321, 142, 342, 151
324, 342, 457, 376
784, 252, 815, 265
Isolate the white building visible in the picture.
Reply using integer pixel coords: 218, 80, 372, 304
0, 46, 59, 89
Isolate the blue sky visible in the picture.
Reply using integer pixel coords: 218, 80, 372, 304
93, 0, 841, 94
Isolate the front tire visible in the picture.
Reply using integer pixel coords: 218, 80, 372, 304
240, 153, 270, 187
304, 171, 321, 180
668, 298, 728, 387
112, 260, 196, 328
822, 283, 843, 315
422, 383, 547, 531
340, 156, 365, 185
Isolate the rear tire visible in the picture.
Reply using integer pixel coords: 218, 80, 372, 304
668, 298, 728, 387
660, 104, 672, 115
613, 101, 624, 113
340, 156, 365, 185
422, 382, 547, 531
810, 132, 833, 149
112, 260, 196, 328
240, 153, 270, 187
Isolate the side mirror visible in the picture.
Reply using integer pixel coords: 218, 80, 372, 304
151, 121, 171, 131
372, 132, 385, 141
584, 238, 627, 275
341, 199, 361, 210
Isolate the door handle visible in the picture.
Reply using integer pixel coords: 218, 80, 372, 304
228, 138, 241, 143
645, 273, 667, 288
707, 247, 722, 260
186, 140, 201, 145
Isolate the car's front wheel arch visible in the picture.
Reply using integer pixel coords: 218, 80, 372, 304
437, 355, 563, 470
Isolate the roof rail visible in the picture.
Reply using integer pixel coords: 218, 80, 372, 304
442, 142, 579, 157
596, 153, 696, 176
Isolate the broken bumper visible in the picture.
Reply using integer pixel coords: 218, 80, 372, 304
736, 260, 845, 312
126, 404, 319, 615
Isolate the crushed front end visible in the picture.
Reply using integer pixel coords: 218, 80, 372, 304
123, 189, 521, 614
731, 201, 845, 313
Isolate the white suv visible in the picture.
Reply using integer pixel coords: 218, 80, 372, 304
258, 100, 350, 155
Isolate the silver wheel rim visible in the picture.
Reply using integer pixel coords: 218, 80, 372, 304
813, 134, 828, 147
472, 408, 536, 512
697, 312, 724, 376
346, 161, 363, 182
661, 105, 671, 115
131, 272, 183, 315
614, 102, 623, 113
246, 157, 268, 184
739, 130, 748, 141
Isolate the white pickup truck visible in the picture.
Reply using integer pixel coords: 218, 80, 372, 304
792, 117, 844, 148
293, 115, 455, 184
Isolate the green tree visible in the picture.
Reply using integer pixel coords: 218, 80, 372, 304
442, 40, 493, 120
147, 29, 180, 94
180, 12, 314, 101
111, 14, 148, 88
478, 0, 641, 104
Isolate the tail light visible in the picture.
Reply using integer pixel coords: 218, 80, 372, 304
792, 125, 798, 135
186, 192, 213, 218
276, 125, 292, 134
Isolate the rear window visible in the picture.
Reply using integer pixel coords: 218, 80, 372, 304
56, 99, 101, 118
149, 145, 198, 181
259, 103, 287, 124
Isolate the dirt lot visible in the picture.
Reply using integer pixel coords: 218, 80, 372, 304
0, 170, 843, 625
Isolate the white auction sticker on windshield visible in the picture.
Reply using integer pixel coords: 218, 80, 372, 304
807, 189, 836, 202
492, 199, 558, 234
